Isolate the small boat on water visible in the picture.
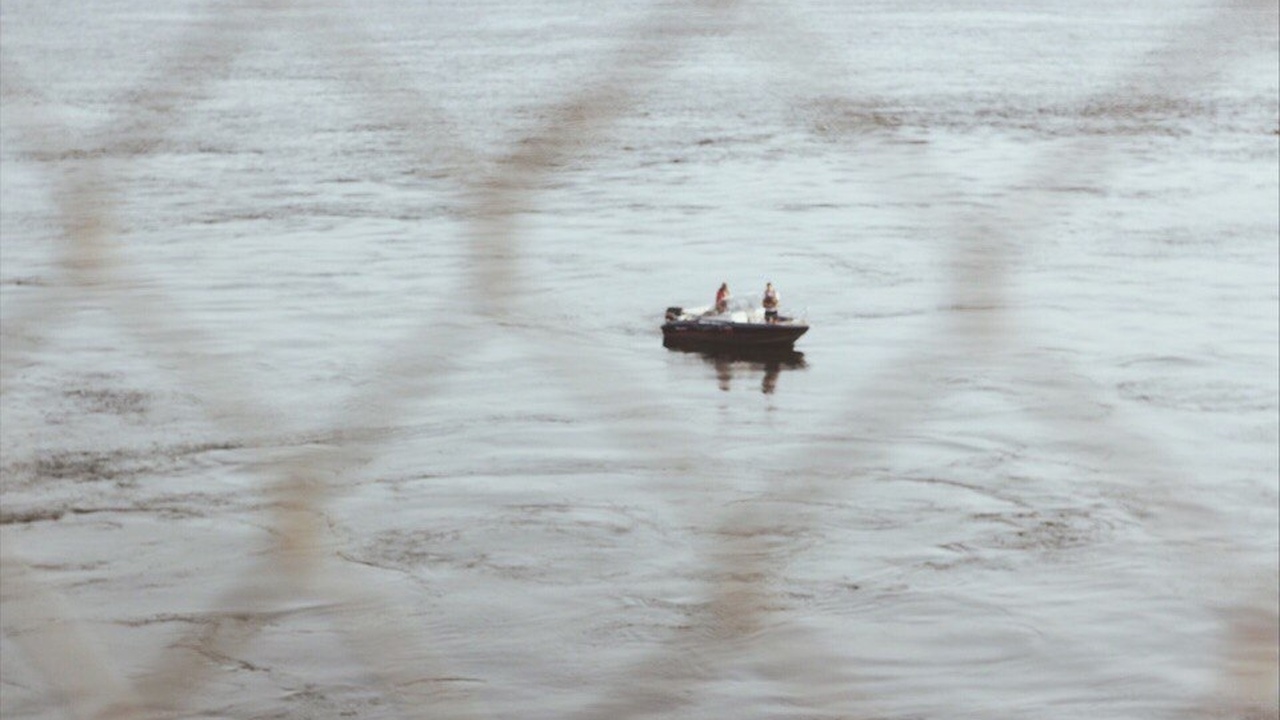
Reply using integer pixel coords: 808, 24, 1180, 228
661, 304, 809, 349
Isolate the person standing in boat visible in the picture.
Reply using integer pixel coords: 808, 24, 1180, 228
714, 282, 731, 314
762, 282, 780, 323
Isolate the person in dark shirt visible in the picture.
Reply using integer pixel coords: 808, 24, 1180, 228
762, 282, 780, 323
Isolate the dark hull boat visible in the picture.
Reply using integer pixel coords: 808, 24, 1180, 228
661, 305, 809, 349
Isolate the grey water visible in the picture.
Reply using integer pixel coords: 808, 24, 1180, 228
1, 1, 1277, 718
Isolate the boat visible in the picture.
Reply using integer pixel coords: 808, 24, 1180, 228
661, 304, 809, 349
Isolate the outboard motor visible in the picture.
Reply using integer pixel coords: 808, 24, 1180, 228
665, 306, 682, 322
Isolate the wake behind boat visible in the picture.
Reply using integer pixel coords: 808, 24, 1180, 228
662, 304, 809, 349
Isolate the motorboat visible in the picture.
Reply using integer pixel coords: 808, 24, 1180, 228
661, 303, 809, 349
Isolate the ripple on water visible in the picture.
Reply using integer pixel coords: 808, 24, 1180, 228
1117, 377, 1278, 413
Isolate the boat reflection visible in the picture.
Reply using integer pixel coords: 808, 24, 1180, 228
667, 345, 807, 394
